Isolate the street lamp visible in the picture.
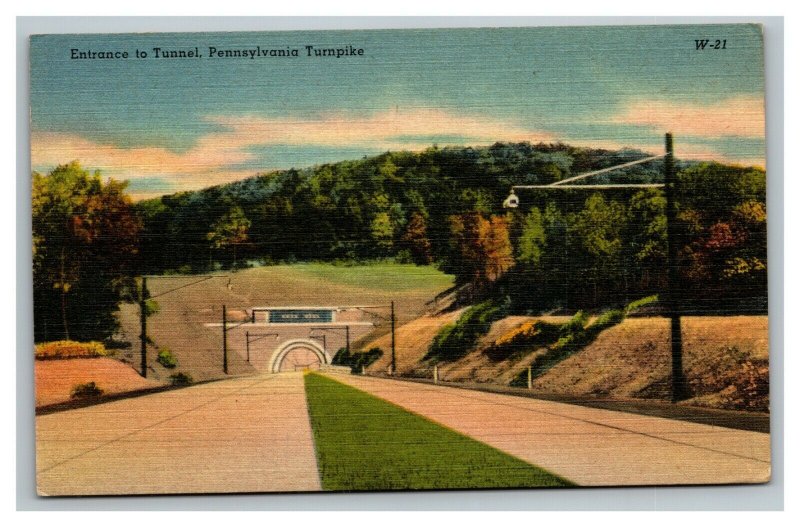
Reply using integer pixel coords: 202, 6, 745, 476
504, 133, 687, 402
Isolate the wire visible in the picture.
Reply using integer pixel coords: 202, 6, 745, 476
513, 153, 667, 189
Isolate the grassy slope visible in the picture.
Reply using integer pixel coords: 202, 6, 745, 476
115, 263, 454, 381
364, 313, 769, 412
304, 372, 572, 490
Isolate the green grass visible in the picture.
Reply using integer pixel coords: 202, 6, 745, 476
304, 372, 574, 491
289, 262, 454, 292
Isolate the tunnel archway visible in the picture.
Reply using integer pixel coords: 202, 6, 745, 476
269, 339, 330, 373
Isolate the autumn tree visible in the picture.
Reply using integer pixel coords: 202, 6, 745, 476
32, 162, 140, 342
448, 212, 514, 286
401, 211, 433, 264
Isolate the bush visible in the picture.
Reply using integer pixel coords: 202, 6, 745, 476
425, 299, 510, 362
589, 309, 625, 332
485, 320, 561, 361
35, 340, 109, 360
157, 348, 177, 369
332, 347, 383, 374
625, 295, 659, 315
559, 311, 589, 337
514, 302, 647, 386
169, 372, 193, 386
143, 299, 160, 316
70, 381, 104, 399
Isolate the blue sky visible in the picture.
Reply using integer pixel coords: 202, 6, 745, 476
30, 24, 765, 199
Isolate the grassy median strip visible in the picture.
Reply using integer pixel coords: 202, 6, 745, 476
304, 372, 574, 490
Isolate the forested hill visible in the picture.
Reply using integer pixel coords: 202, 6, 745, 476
134, 141, 766, 314
136, 142, 674, 270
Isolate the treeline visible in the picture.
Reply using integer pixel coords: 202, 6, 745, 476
32, 142, 767, 342
136, 142, 766, 313
505, 162, 767, 314
135, 143, 666, 272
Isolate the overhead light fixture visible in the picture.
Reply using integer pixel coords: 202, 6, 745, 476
503, 189, 519, 208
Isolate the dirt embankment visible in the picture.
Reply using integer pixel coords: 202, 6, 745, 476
35, 357, 163, 407
114, 264, 454, 382
363, 314, 769, 412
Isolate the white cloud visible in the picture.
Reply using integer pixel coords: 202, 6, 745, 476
609, 96, 765, 139
31, 109, 557, 199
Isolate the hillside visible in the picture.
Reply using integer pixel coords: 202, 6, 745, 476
35, 358, 162, 408
364, 314, 769, 412
114, 263, 454, 382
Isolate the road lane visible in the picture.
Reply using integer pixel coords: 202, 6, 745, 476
36, 372, 321, 495
328, 373, 770, 486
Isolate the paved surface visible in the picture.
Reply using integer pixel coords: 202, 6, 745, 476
36, 373, 321, 495
329, 373, 771, 486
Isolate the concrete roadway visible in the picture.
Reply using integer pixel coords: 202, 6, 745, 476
36, 371, 770, 494
36, 372, 320, 496
329, 373, 771, 487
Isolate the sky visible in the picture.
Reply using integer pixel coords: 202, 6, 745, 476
29, 24, 766, 200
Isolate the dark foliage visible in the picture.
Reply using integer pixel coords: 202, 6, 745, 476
331, 347, 383, 374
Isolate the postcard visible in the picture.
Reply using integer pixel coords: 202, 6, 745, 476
31, 24, 769, 495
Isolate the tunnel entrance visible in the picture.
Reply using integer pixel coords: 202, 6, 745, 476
269, 339, 328, 373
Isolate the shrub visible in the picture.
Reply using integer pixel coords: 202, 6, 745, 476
169, 372, 193, 386
625, 295, 659, 315
143, 299, 160, 316
559, 311, 589, 337
485, 320, 561, 361
332, 347, 383, 374
70, 381, 104, 399
516, 302, 648, 385
157, 348, 177, 369
35, 340, 108, 360
425, 299, 510, 362
589, 309, 625, 332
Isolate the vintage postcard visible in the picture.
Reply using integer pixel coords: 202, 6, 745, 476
31, 24, 769, 495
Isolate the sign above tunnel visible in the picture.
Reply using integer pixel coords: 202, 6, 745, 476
268, 309, 334, 324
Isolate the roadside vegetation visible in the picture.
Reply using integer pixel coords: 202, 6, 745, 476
331, 347, 382, 374
169, 372, 193, 386
425, 299, 510, 362
35, 341, 110, 360
156, 348, 177, 369
508, 296, 659, 386
70, 381, 104, 399
304, 372, 573, 490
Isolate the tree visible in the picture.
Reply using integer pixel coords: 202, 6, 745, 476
485, 215, 514, 282
568, 193, 627, 305
626, 189, 667, 292
447, 212, 514, 286
401, 211, 433, 265
207, 205, 251, 267
516, 207, 546, 267
33, 162, 140, 342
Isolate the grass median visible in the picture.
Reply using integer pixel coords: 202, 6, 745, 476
304, 372, 574, 491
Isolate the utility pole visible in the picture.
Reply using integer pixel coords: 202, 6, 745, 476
245, 330, 249, 363
390, 300, 396, 374
504, 133, 686, 402
222, 304, 228, 374
664, 133, 688, 401
136, 274, 228, 379
139, 276, 148, 378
